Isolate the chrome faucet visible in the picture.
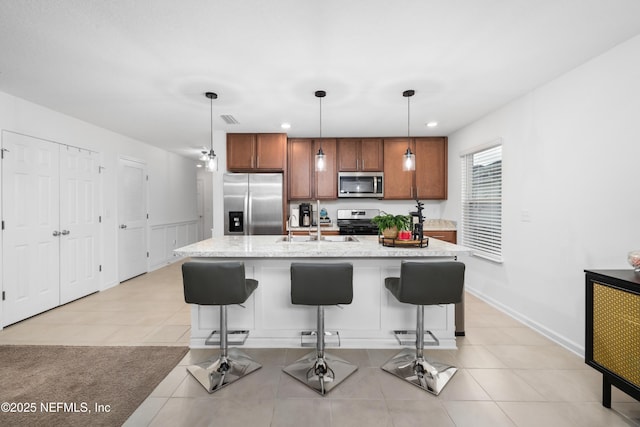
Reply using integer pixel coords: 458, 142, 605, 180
288, 215, 294, 241
317, 199, 321, 241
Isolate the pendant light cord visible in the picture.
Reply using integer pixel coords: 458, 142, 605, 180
210, 95, 213, 152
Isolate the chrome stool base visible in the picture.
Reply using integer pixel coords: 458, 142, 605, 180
186, 348, 261, 393
283, 351, 357, 395
381, 348, 457, 395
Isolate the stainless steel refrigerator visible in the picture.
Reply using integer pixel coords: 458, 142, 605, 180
223, 173, 283, 235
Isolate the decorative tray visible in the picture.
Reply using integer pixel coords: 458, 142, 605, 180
379, 237, 429, 248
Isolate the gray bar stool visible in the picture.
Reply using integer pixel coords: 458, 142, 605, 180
283, 262, 357, 395
382, 261, 465, 395
181, 261, 261, 393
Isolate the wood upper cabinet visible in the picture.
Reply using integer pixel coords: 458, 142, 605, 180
288, 138, 313, 200
227, 133, 286, 171
382, 138, 414, 199
287, 138, 337, 200
314, 139, 337, 199
415, 137, 447, 199
337, 138, 383, 171
382, 137, 448, 200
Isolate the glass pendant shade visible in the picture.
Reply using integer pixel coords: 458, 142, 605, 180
205, 149, 217, 172
403, 147, 415, 171
315, 147, 326, 171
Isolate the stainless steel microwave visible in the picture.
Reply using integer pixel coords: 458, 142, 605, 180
338, 172, 384, 198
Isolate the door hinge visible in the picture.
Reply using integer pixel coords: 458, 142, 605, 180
2, 291, 5, 301
146, 213, 149, 219
98, 216, 102, 223
1, 220, 4, 230
146, 252, 149, 258
1, 148, 8, 159
99, 265, 102, 272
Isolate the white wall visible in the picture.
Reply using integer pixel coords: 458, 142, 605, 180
443, 35, 640, 355
0, 91, 199, 299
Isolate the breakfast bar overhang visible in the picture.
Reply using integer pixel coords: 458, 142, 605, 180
175, 235, 471, 349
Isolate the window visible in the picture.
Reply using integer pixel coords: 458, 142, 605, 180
461, 143, 502, 262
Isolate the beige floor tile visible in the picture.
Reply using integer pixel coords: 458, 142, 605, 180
386, 399, 454, 427
557, 402, 640, 427
149, 397, 275, 427
438, 369, 492, 401
271, 398, 332, 427
442, 401, 516, 427
485, 344, 585, 369
467, 369, 546, 402
122, 397, 168, 427
514, 369, 602, 402
325, 367, 385, 400
331, 399, 393, 427
143, 325, 190, 343
452, 344, 509, 369
498, 401, 584, 427
150, 366, 189, 398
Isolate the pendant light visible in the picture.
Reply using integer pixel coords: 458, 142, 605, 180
204, 91, 218, 172
402, 89, 416, 171
315, 90, 327, 172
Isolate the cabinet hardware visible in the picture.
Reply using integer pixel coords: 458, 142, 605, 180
61, 230, 70, 235
119, 224, 127, 229
52, 230, 61, 237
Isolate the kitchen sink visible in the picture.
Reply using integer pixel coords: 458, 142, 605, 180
277, 235, 359, 243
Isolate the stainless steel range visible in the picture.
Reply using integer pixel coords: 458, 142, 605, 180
337, 209, 380, 235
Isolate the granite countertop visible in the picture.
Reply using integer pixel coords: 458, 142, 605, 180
175, 235, 470, 259
422, 219, 457, 231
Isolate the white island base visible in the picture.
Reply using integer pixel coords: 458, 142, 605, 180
188, 257, 458, 350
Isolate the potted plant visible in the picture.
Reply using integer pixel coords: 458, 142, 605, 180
371, 212, 411, 239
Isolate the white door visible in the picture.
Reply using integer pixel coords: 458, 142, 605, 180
59, 146, 99, 303
1, 132, 60, 326
118, 158, 148, 282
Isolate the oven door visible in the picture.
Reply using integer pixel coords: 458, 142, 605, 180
338, 172, 383, 198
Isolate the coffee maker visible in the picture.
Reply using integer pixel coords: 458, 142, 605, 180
299, 203, 312, 227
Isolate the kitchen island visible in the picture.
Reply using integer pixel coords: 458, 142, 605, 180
175, 235, 471, 349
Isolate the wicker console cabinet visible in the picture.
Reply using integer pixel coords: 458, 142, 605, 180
585, 269, 640, 407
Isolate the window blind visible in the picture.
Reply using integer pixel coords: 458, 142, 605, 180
461, 144, 502, 262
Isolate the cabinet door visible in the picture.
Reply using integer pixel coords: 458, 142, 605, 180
314, 138, 337, 199
256, 133, 285, 170
227, 133, 256, 170
337, 138, 359, 171
288, 139, 313, 200
360, 138, 384, 171
383, 138, 414, 199
423, 230, 456, 244
415, 137, 447, 199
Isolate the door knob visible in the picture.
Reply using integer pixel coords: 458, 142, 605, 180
120, 224, 127, 229
61, 230, 70, 235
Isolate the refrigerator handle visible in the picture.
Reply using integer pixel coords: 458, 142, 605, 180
244, 189, 250, 235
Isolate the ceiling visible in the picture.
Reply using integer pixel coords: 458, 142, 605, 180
1, 1, 640, 160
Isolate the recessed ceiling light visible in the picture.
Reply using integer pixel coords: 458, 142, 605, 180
426, 121, 438, 128
281, 122, 291, 130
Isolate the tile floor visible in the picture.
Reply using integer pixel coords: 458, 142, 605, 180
1, 261, 639, 426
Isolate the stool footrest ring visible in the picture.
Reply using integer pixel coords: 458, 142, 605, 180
300, 330, 341, 347
205, 330, 249, 346
392, 329, 439, 346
